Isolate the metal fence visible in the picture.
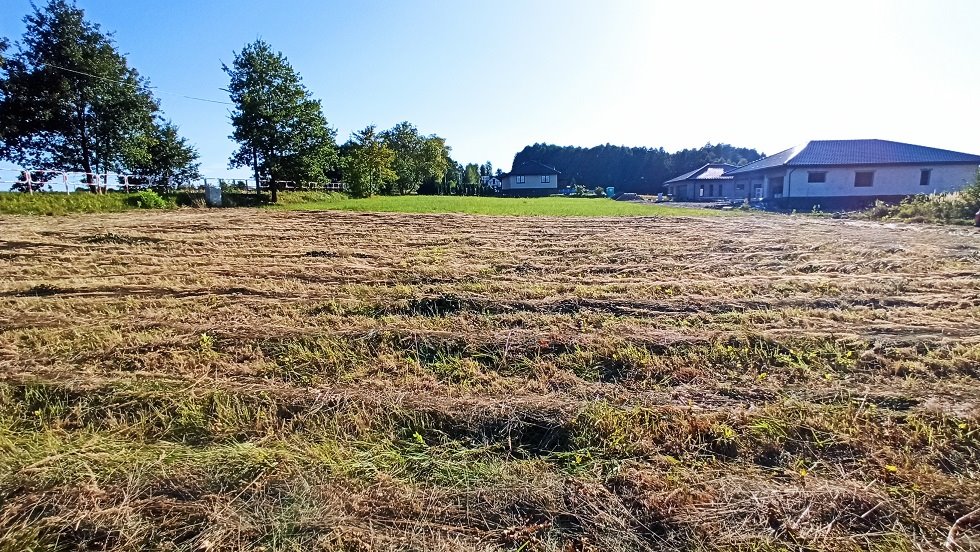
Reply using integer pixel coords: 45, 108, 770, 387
0, 168, 344, 194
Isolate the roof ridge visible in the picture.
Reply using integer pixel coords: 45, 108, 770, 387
731, 145, 795, 170
518, 160, 558, 170
784, 141, 809, 164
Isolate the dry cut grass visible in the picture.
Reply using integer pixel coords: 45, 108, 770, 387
1, 210, 979, 551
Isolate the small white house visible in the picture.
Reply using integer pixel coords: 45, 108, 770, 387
500, 161, 559, 195
663, 163, 736, 201
481, 175, 502, 189
720, 139, 980, 208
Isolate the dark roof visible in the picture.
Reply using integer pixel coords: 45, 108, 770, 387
664, 163, 737, 184
726, 139, 980, 175
723, 146, 804, 175
506, 160, 560, 176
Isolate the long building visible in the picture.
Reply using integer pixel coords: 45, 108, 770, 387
663, 139, 980, 209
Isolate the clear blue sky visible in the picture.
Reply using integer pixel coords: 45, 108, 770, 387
2, 0, 979, 178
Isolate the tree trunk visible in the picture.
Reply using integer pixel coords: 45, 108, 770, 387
252, 148, 261, 197
78, 97, 96, 193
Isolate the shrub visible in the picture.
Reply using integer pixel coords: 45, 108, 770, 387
171, 191, 207, 207
875, 193, 973, 223
864, 171, 980, 223
594, 186, 605, 197
126, 190, 170, 209
867, 199, 894, 219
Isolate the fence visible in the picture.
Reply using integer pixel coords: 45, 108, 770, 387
0, 169, 344, 194
203, 178, 344, 193
0, 169, 154, 194
0, 168, 73, 193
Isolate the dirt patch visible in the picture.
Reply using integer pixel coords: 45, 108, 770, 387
83, 232, 162, 245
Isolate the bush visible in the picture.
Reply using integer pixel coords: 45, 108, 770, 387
594, 186, 605, 197
126, 190, 170, 209
866, 193, 974, 223
864, 171, 980, 223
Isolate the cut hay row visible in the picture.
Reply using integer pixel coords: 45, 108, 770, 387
0, 210, 978, 551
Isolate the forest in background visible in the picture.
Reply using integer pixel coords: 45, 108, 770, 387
512, 143, 764, 193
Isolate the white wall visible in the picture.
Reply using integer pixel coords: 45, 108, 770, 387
668, 179, 736, 199
670, 179, 782, 200
502, 173, 558, 190
733, 174, 768, 200
786, 164, 978, 197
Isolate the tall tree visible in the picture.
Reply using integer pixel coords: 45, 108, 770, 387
224, 39, 337, 202
463, 163, 480, 189
127, 120, 201, 191
378, 122, 452, 195
381, 121, 424, 195
415, 137, 452, 195
445, 159, 463, 195
420, 136, 450, 190
341, 125, 396, 198
0, 0, 164, 185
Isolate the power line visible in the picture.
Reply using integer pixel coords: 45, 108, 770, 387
40, 62, 232, 105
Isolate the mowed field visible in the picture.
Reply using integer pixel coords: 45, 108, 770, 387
1, 209, 979, 551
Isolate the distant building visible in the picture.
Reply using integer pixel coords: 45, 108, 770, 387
481, 175, 502, 189
663, 163, 736, 201
662, 139, 980, 209
499, 161, 559, 195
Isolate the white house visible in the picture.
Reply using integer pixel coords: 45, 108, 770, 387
481, 175, 502, 189
663, 163, 736, 201
500, 161, 559, 195
718, 139, 980, 209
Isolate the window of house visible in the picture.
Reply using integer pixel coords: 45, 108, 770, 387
516, 176, 525, 184
735, 183, 745, 191
699, 185, 704, 197
920, 169, 931, 186
808, 171, 827, 183
540, 175, 550, 183
770, 176, 784, 196
854, 171, 874, 187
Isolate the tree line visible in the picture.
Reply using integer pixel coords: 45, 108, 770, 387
512, 143, 764, 194
0, 1, 485, 199
1, 1, 765, 199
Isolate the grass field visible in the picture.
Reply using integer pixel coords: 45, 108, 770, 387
1, 210, 979, 551
0, 190, 154, 215
0, 191, 724, 218
270, 194, 724, 217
